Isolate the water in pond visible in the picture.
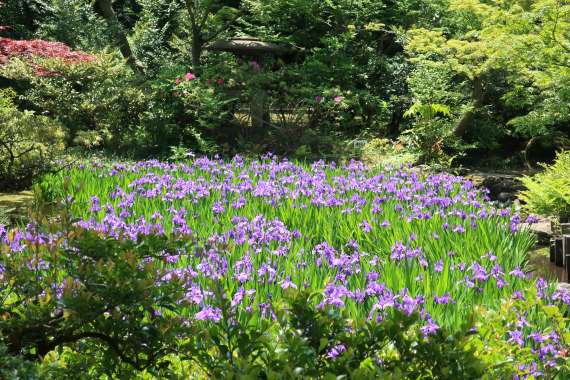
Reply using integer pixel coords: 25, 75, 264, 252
528, 246, 568, 282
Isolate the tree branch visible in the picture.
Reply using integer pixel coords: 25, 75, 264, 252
185, 0, 198, 27
552, 1, 570, 54
95, 0, 142, 72
203, 11, 242, 43
198, 0, 215, 31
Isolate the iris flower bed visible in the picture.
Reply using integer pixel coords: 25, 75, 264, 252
2, 154, 570, 377
41, 154, 549, 324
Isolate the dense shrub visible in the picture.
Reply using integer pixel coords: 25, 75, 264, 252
0, 341, 41, 380
0, 199, 190, 376
467, 288, 570, 379
519, 150, 570, 218
0, 88, 66, 190
1, 55, 145, 149
1, 53, 217, 157
182, 289, 485, 379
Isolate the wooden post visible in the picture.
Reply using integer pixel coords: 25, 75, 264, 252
555, 237, 564, 267
251, 89, 267, 130
566, 254, 570, 282
565, 235, 570, 282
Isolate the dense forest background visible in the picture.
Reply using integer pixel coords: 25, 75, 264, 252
1, 0, 569, 173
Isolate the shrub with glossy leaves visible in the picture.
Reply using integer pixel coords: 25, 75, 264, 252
0, 195, 192, 375
466, 286, 570, 379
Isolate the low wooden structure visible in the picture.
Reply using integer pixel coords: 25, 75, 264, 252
205, 37, 297, 130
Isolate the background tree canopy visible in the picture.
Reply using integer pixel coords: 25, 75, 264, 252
0, 0, 569, 167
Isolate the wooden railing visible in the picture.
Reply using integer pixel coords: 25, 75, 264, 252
550, 220, 570, 282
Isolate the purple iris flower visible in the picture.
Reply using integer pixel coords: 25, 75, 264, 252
195, 306, 222, 322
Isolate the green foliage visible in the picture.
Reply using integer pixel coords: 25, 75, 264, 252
1, 0, 569, 165
0, 341, 41, 380
34, 0, 112, 52
2, 55, 146, 149
1, 55, 201, 157
183, 289, 485, 379
360, 138, 419, 168
466, 288, 570, 379
519, 150, 570, 218
130, 0, 183, 76
403, 102, 451, 121
0, 0, 47, 39
508, 76, 570, 139
0, 197, 191, 376
405, 0, 570, 162
401, 101, 463, 166
175, 73, 236, 139
0, 88, 66, 190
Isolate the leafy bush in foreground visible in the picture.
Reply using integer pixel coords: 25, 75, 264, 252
468, 287, 570, 379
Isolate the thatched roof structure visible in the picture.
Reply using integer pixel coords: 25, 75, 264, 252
206, 37, 295, 56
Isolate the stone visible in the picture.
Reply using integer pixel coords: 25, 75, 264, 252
464, 170, 527, 204
497, 192, 514, 202
522, 217, 553, 245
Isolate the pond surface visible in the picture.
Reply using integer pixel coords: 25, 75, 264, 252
528, 246, 568, 282
0, 191, 34, 222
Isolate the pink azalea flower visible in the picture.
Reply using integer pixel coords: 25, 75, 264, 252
333, 96, 344, 103
249, 60, 261, 72
185, 72, 195, 81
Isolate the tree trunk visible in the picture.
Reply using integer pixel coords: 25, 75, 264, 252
191, 27, 203, 75
388, 104, 404, 138
454, 75, 484, 137
95, 0, 140, 71
524, 136, 539, 170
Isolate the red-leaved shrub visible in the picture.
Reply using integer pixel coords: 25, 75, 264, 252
0, 38, 94, 65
